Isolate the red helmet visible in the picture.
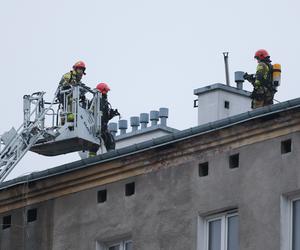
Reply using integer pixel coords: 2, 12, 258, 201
73, 61, 86, 70
254, 49, 270, 60
96, 82, 110, 94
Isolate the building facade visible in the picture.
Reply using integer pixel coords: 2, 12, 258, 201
1, 99, 300, 250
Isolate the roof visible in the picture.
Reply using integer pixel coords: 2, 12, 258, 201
1, 97, 300, 190
115, 124, 179, 141
194, 83, 251, 97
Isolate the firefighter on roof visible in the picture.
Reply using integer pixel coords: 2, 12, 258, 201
244, 49, 279, 109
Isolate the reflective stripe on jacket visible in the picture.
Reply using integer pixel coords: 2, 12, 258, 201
254, 62, 270, 87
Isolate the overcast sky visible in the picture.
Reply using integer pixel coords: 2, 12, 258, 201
0, 0, 299, 180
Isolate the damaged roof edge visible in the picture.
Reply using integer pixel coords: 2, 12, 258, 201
1, 97, 300, 190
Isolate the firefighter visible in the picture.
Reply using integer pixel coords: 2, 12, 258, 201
59, 61, 86, 87
244, 49, 276, 109
58, 61, 87, 122
89, 82, 120, 157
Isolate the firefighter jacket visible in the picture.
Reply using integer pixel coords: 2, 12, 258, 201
101, 95, 118, 129
254, 62, 272, 89
59, 70, 83, 87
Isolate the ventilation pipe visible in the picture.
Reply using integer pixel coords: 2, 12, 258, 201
130, 116, 139, 132
108, 122, 118, 137
150, 111, 159, 126
118, 120, 128, 135
140, 113, 149, 129
159, 108, 168, 126
234, 71, 245, 90
223, 52, 230, 86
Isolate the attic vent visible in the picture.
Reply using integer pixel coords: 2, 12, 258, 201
97, 190, 107, 203
27, 208, 37, 223
199, 162, 209, 177
224, 101, 230, 109
281, 139, 292, 154
2, 215, 11, 230
229, 154, 239, 169
125, 182, 135, 196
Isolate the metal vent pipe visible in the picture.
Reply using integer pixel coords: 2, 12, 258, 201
159, 108, 169, 126
140, 113, 149, 129
108, 122, 118, 137
130, 116, 140, 132
223, 52, 230, 86
234, 71, 245, 90
150, 111, 159, 126
118, 120, 128, 135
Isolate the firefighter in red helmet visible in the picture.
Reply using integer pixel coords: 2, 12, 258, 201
59, 61, 86, 87
57, 61, 87, 122
244, 49, 276, 109
89, 82, 120, 157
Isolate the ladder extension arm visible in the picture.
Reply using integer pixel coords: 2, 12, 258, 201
0, 88, 59, 183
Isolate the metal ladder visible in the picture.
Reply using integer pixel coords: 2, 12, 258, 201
0, 90, 58, 183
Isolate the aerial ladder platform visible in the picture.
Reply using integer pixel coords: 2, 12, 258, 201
0, 84, 102, 183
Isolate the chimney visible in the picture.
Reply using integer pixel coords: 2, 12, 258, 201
118, 119, 128, 135
159, 108, 168, 126
130, 116, 139, 132
108, 122, 118, 137
235, 71, 245, 90
140, 113, 149, 129
150, 111, 159, 126
194, 83, 252, 126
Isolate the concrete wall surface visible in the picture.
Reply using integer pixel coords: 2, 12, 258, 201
1, 129, 300, 249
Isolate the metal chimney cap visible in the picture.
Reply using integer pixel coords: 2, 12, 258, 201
130, 116, 140, 127
159, 107, 169, 118
150, 110, 159, 120
108, 122, 118, 132
118, 119, 128, 129
140, 113, 149, 123
235, 71, 245, 83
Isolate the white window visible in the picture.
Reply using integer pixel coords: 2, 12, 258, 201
198, 211, 239, 250
108, 240, 132, 250
292, 199, 300, 250
97, 240, 132, 250
282, 197, 300, 250
280, 195, 300, 250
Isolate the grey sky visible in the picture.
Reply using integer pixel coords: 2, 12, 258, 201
0, 0, 299, 180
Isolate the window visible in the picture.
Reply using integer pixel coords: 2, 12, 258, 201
280, 196, 300, 250
2, 215, 11, 230
27, 208, 37, 223
224, 101, 230, 109
199, 211, 239, 250
199, 162, 209, 177
108, 240, 132, 250
281, 139, 292, 154
229, 154, 239, 169
97, 240, 132, 250
292, 200, 300, 249
98, 189, 107, 203
125, 182, 135, 196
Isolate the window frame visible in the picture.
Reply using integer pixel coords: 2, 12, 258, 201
289, 197, 300, 250
200, 210, 238, 250
280, 195, 300, 250
97, 240, 132, 250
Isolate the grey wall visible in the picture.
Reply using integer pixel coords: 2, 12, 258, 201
1, 132, 300, 250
